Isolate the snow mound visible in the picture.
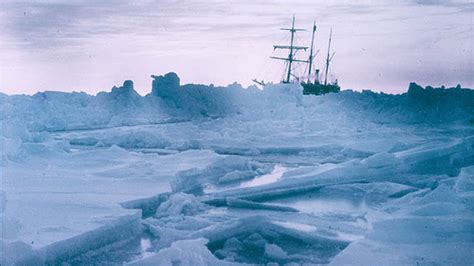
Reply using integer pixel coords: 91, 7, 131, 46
127, 238, 237, 266
1, 73, 472, 136
454, 166, 474, 193
150, 72, 239, 117
155, 193, 210, 218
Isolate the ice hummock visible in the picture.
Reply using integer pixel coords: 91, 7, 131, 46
1, 73, 473, 265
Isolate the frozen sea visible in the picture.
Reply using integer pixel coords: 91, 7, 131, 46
1, 74, 473, 265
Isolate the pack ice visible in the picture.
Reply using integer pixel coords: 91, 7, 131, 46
1, 74, 473, 265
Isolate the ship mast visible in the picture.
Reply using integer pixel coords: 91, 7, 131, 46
324, 28, 334, 86
307, 21, 317, 83
271, 15, 307, 83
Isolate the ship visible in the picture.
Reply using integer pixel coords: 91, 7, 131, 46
253, 16, 340, 95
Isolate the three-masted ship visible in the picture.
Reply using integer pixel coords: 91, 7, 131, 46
254, 16, 340, 95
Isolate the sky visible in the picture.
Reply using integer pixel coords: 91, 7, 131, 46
0, 0, 472, 95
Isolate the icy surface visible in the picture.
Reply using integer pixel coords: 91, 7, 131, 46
1, 74, 473, 264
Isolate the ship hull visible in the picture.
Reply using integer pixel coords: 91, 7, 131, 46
302, 83, 341, 95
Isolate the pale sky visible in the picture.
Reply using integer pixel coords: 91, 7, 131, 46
0, 0, 473, 95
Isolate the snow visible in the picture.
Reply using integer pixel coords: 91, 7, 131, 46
1, 73, 473, 264
331, 179, 474, 265
127, 238, 238, 266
